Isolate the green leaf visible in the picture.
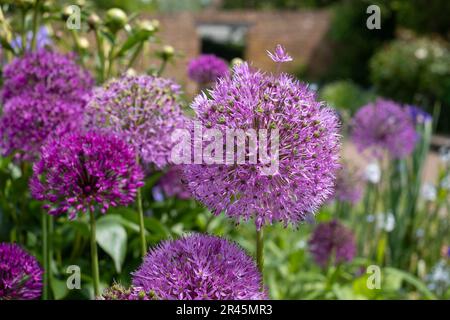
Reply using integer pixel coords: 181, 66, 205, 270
385, 267, 437, 299
96, 216, 127, 273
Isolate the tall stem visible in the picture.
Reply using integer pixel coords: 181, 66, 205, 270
42, 212, 49, 300
256, 227, 264, 276
137, 187, 147, 257
30, 0, 40, 50
135, 155, 147, 257
89, 209, 100, 298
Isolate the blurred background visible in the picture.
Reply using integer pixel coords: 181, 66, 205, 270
1, 0, 450, 300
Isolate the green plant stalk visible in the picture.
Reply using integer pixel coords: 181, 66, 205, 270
137, 186, 147, 257
42, 212, 49, 300
20, 9, 27, 55
126, 42, 143, 70
30, 0, 40, 50
94, 30, 106, 83
135, 155, 147, 257
106, 41, 117, 79
156, 59, 168, 76
89, 209, 100, 297
256, 228, 264, 277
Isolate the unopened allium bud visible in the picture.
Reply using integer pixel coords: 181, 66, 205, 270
137, 20, 156, 34
78, 37, 89, 50
88, 13, 101, 29
105, 8, 128, 33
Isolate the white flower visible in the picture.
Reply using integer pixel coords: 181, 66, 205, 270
441, 175, 450, 191
364, 162, 381, 184
421, 183, 437, 202
366, 214, 375, 223
439, 147, 450, 164
375, 212, 395, 232
415, 48, 428, 60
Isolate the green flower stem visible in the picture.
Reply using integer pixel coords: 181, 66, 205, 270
42, 212, 49, 300
126, 42, 144, 70
89, 209, 100, 298
136, 155, 147, 257
137, 186, 147, 257
30, 0, 40, 51
256, 227, 264, 276
94, 30, 106, 83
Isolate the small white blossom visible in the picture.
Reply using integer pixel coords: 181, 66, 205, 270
364, 162, 381, 184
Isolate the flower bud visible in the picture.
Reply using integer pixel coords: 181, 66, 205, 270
105, 8, 127, 33
78, 37, 89, 50
88, 13, 101, 29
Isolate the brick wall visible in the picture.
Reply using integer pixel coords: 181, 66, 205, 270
141, 10, 331, 95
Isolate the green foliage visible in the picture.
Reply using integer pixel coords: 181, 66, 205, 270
320, 80, 376, 115
370, 38, 450, 132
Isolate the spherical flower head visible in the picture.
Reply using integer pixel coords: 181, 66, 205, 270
132, 234, 267, 300
1, 48, 93, 103
100, 283, 155, 300
30, 130, 144, 219
0, 93, 84, 161
308, 219, 356, 267
157, 165, 191, 199
183, 62, 341, 230
0, 242, 43, 300
351, 99, 418, 159
187, 54, 229, 85
85, 75, 186, 168
334, 163, 365, 204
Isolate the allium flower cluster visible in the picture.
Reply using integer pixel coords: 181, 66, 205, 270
1, 48, 93, 103
0, 242, 43, 300
100, 283, 155, 300
30, 131, 144, 219
0, 94, 83, 161
157, 165, 191, 199
351, 99, 417, 159
183, 61, 340, 229
132, 234, 267, 300
85, 75, 186, 168
308, 219, 356, 267
187, 54, 229, 85
333, 163, 365, 204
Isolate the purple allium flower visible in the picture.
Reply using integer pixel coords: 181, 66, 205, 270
351, 99, 418, 159
267, 44, 293, 63
30, 130, 144, 219
333, 163, 365, 205
1, 48, 93, 103
100, 283, 155, 300
308, 219, 356, 267
405, 105, 432, 125
132, 234, 267, 300
157, 165, 191, 200
85, 75, 186, 168
10, 26, 52, 52
0, 242, 43, 300
187, 54, 229, 85
183, 62, 341, 230
0, 93, 84, 161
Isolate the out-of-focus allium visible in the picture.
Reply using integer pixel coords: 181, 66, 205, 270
10, 26, 52, 52
187, 54, 229, 85
30, 131, 144, 219
308, 220, 356, 267
406, 105, 432, 125
85, 75, 186, 168
100, 283, 155, 300
156, 165, 191, 199
267, 44, 293, 63
334, 163, 364, 204
351, 99, 417, 159
0, 242, 43, 300
1, 48, 93, 103
0, 93, 84, 161
183, 60, 341, 230
132, 234, 267, 300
